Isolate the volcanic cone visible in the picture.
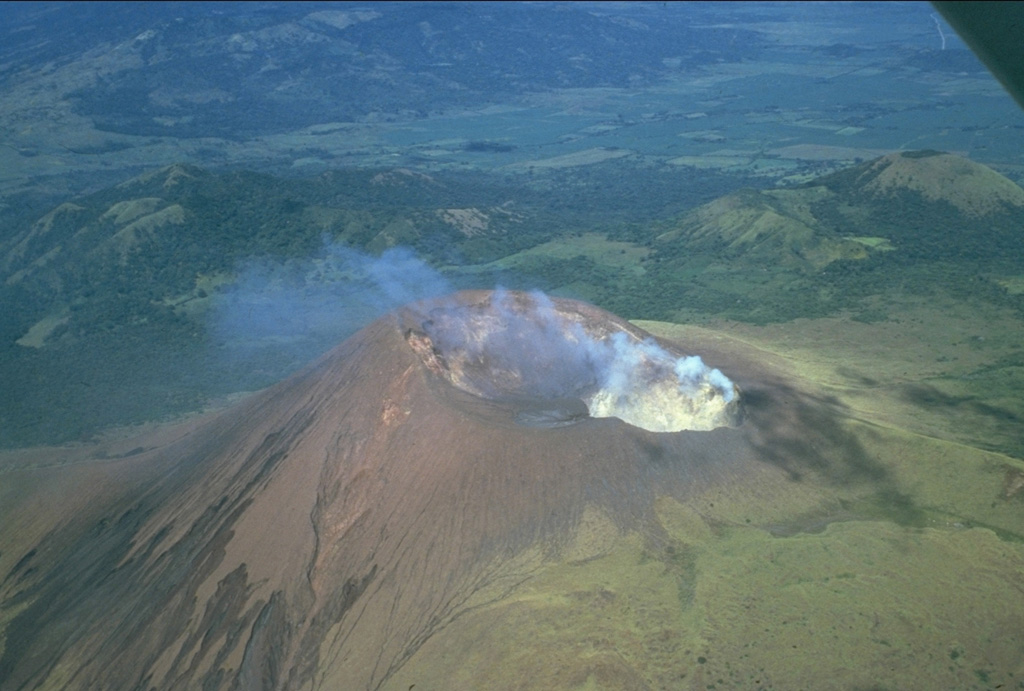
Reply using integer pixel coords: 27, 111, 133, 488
0, 290, 877, 690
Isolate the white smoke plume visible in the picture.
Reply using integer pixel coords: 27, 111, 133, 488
423, 288, 739, 433
212, 245, 737, 432
211, 242, 452, 353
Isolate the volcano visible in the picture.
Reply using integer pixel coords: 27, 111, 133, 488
0, 290, 875, 690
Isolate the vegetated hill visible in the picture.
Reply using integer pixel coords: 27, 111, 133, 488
812, 150, 1024, 263
658, 150, 1024, 270
0, 154, 745, 448
630, 151, 1024, 323
654, 185, 875, 273
0, 163, 555, 447
3, 151, 1021, 447
0, 163, 536, 345
818, 150, 1024, 217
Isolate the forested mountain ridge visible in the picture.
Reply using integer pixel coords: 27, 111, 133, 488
2, 150, 1022, 447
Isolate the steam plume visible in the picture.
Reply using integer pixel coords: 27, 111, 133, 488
417, 288, 739, 432
213, 245, 737, 432
210, 242, 452, 355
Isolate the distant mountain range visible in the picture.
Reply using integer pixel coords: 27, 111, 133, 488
2, 2, 991, 202
0, 3, 761, 145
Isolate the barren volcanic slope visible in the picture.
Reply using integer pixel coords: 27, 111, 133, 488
0, 292, 921, 689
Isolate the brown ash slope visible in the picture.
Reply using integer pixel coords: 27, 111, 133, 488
0, 291, 885, 690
